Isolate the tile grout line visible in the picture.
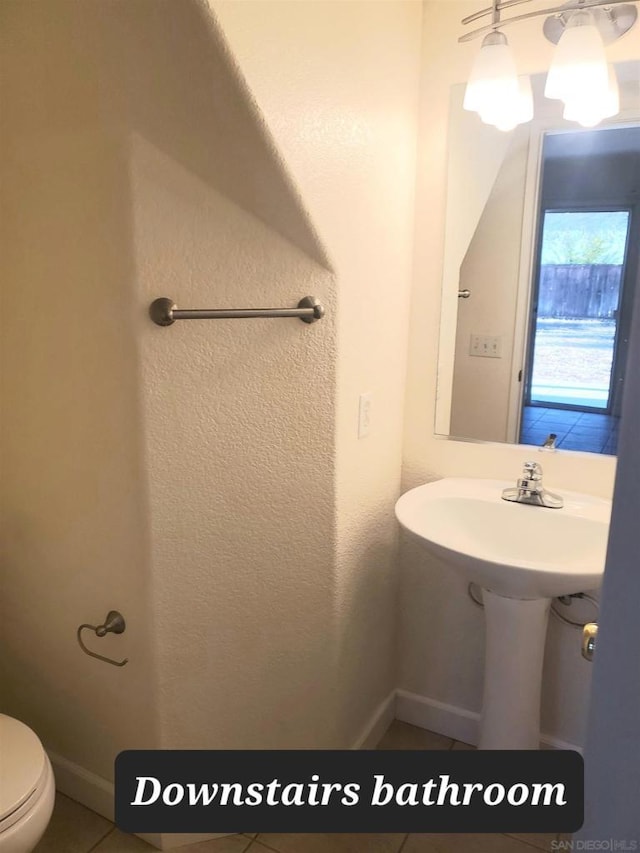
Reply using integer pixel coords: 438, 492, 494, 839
251, 843, 297, 853
396, 832, 410, 853
248, 838, 285, 853
85, 824, 117, 853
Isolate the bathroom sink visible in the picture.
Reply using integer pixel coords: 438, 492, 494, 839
396, 476, 612, 749
395, 477, 611, 599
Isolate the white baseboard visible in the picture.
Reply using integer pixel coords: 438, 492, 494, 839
46, 689, 579, 850
395, 689, 582, 752
47, 750, 115, 822
539, 733, 583, 753
396, 689, 480, 746
352, 690, 396, 749
46, 749, 230, 850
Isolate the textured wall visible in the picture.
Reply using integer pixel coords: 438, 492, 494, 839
0, 128, 162, 779
133, 136, 338, 750
400, 0, 638, 748
213, 0, 423, 746
0, 4, 161, 783
0, 0, 423, 816
0, 0, 337, 773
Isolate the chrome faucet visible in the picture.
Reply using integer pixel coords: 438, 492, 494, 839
541, 433, 557, 450
501, 461, 563, 508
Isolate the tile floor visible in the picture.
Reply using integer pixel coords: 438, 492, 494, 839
34, 722, 566, 853
520, 405, 618, 455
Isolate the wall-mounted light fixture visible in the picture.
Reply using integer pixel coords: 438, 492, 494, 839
460, 0, 637, 130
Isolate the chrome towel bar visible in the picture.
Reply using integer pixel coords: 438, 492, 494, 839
149, 295, 325, 327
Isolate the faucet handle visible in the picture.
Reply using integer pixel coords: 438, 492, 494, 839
523, 461, 543, 480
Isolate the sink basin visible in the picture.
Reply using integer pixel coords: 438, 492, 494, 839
395, 477, 611, 599
395, 476, 612, 749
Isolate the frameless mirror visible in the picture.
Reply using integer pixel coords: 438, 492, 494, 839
435, 61, 640, 456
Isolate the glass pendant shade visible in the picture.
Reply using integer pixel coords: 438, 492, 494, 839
563, 63, 620, 127
464, 31, 519, 115
545, 11, 609, 104
480, 75, 534, 131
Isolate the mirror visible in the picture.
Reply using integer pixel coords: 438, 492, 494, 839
436, 61, 640, 456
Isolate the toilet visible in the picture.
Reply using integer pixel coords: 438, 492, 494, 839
0, 714, 55, 852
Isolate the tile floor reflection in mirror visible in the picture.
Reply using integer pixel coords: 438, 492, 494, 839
520, 406, 618, 455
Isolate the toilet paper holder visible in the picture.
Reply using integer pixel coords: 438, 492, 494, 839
77, 611, 128, 667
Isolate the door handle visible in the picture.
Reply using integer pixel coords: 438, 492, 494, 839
582, 623, 598, 662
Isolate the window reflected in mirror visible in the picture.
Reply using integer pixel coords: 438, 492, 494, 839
521, 176, 637, 453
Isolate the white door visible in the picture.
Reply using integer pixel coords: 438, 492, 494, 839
577, 280, 640, 840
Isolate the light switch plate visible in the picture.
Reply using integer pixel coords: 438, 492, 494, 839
470, 334, 502, 358
358, 392, 372, 438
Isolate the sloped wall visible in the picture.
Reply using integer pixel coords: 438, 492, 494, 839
0, 2, 161, 793
0, 0, 423, 830
0, 0, 335, 803
213, 0, 423, 748
132, 135, 337, 751
450, 128, 530, 443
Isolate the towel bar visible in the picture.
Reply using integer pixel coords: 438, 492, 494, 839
149, 296, 325, 327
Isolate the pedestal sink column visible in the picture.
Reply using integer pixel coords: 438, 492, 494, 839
479, 590, 551, 750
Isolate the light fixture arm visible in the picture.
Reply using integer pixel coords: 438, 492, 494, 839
463, 0, 560, 28
460, 0, 637, 42
492, 0, 501, 27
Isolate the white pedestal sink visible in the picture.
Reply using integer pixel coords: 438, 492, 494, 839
395, 477, 611, 749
